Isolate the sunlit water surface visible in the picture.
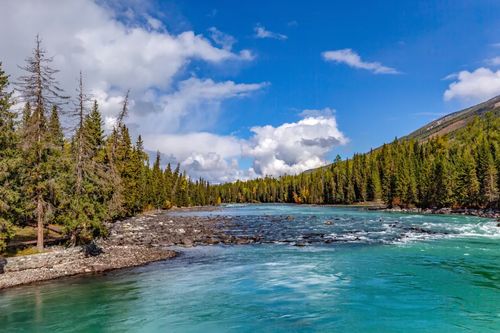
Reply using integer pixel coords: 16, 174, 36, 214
1, 204, 499, 332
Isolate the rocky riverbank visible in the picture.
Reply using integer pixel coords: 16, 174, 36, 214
0, 208, 257, 290
379, 207, 500, 219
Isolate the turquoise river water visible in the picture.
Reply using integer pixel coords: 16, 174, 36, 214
0, 204, 499, 332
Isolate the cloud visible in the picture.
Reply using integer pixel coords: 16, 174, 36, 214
0, 0, 254, 112
486, 56, 500, 66
142, 132, 243, 162
182, 153, 254, 183
130, 78, 268, 134
254, 24, 288, 40
145, 15, 164, 31
142, 108, 348, 182
443, 67, 500, 102
322, 49, 399, 74
442, 73, 458, 81
208, 27, 236, 50
141, 132, 250, 183
244, 109, 348, 177
299, 107, 335, 118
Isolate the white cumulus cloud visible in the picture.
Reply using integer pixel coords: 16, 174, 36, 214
322, 49, 399, 74
142, 108, 348, 182
443, 67, 500, 102
182, 153, 254, 183
244, 109, 348, 177
141, 132, 249, 183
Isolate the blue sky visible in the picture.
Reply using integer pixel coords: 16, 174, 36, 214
2, 0, 500, 182
163, 0, 500, 145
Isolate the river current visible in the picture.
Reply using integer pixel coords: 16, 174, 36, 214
1, 204, 499, 332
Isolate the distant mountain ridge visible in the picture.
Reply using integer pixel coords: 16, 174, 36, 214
404, 95, 500, 142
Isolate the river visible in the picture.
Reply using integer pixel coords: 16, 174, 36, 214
1, 204, 499, 332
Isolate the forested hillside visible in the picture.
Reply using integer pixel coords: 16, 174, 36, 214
214, 109, 500, 210
0, 38, 214, 253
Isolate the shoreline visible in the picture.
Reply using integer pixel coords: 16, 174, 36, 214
0, 209, 255, 291
219, 202, 500, 219
374, 206, 500, 219
0, 245, 176, 290
1, 204, 498, 290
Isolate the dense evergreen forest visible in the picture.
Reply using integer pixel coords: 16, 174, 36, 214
0, 37, 215, 252
215, 114, 500, 209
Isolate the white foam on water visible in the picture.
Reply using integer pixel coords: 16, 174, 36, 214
389, 220, 500, 245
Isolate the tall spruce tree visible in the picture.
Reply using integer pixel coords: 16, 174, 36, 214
15, 36, 68, 250
105, 91, 130, 219
62, 75, 108, 244
456, 149, 480, 207
0, 63, 19, 252
476, 138, 498, 207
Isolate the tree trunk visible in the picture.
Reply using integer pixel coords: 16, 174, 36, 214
36, 195, 44, 250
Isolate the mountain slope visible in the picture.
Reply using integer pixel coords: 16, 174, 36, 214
404, 95, 500, 142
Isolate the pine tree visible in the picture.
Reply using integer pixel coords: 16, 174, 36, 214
150, 152, 166, 209
48, 105, 64, 148
456, 149, 480, 207
476, 138, 498, 207
62, 76, 108, 244
15, 36, 68, 250
125, 136, 148, 214
105, 92, 130, 219
366, 156, 382, 201
0, 62, 19, 251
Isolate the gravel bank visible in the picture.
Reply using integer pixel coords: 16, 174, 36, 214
0, 208, 255, 290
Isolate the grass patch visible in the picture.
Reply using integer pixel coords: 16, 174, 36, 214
13, 247, 42, 256
5, 246, 43, 257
